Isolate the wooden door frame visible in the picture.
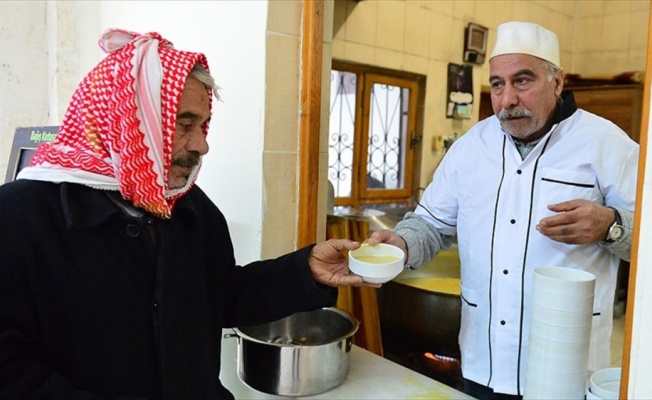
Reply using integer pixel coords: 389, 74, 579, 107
297, 0, 324, 247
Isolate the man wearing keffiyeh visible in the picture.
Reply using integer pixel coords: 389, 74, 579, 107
0, 29, 377, 399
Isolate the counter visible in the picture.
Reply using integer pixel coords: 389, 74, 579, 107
220, 329, 473, 399
393, 246, 461, 295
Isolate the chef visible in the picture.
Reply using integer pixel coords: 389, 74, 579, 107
368, 21, 638, 399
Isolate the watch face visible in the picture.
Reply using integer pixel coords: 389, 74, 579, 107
610, 225, 623, 240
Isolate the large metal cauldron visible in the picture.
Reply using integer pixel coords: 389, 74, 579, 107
378, 281, 461, 359
228, 307, 359, 397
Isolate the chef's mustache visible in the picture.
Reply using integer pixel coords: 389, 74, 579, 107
172, 153, 201, 168
498, 107, 533, 120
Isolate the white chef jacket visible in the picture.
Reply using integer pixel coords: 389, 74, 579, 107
415, 102, 638, 395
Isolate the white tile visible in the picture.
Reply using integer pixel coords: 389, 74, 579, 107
578, 0, 606, 17
346, 0, 379, 46
267, 0, 301, 36
603, 13, 631, 52
404, 2, 430, 58
376, 0, 405, 52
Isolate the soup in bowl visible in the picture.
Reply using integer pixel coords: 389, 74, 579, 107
349, 243, 405, 284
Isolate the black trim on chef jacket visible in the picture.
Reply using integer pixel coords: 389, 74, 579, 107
486, 136, 508, 388
416, 201, 457, 228
485, 91, 578, 395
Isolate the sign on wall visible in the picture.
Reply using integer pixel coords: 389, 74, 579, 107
4, 126, 59, 183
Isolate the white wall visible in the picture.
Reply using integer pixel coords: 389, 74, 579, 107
0, 2, 49, 162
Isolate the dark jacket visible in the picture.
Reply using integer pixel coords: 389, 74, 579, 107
0, 180, 336, 399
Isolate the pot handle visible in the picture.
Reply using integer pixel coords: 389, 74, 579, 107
223, 329, 239, 340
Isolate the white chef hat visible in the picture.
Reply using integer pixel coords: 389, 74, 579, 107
489, 21, 560, 67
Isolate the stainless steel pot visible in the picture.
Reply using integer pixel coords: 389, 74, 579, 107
226, 307, 359, 397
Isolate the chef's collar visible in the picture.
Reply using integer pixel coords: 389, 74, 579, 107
552, 90, 578, 124
60, 182, 198, 230
514, 137, 543, 160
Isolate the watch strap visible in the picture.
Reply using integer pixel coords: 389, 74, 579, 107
605, 206, 623, 243
607, 206, 622, 226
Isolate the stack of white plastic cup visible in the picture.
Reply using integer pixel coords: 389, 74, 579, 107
523, 267, 596, 400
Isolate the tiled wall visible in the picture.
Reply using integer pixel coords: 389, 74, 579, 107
331, 0, 649, 189
574, 0, 650, 75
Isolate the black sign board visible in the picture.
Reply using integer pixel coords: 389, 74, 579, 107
4, 126, 59, 183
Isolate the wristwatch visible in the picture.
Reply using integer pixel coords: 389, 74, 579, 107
605, 206, 623, 243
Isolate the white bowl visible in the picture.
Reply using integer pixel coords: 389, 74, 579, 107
589, 367, 621, 400
531, 288, 594, 313
349, 243, 405, 284
524, 377, 585, 400
530, 303, 593, 328
533, 267, 596, 296
525, 361, 587, 389
525, 383, 581, 400
526, 345, 589, 373
528, 333, 591, 356
529, 317, 592, 344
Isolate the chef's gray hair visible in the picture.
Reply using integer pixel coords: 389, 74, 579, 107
542, 59, 564, 105
543, 60, 562, 82
190, 64, 221, 101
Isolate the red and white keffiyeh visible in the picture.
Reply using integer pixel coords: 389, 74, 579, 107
18, 29, 212, 218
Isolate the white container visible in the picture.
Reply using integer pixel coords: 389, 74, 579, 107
525, 267, 596, 400
529, 318, 592, 344
348, 243, 405, 284
524, 377, 585, 400
530, 304, 593, 328
525, 361, 587, 389
527, 346, 589, 373
589, 367, 621, 400
531, 288, 594, 313
528, 333, 591, 356
532, 267, 596, 296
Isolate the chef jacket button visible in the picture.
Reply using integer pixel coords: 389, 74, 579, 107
500, 320, 506, 325
125, 224, 141, 237
517, 169, 522, 174
510, 219, 516, 224
503, 269, 508, 275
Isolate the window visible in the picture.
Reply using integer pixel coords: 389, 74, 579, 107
328, 62, 424, 209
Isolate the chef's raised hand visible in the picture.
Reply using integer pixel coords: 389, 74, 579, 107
309, 239, 382, 288
536, 199, 615, 244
